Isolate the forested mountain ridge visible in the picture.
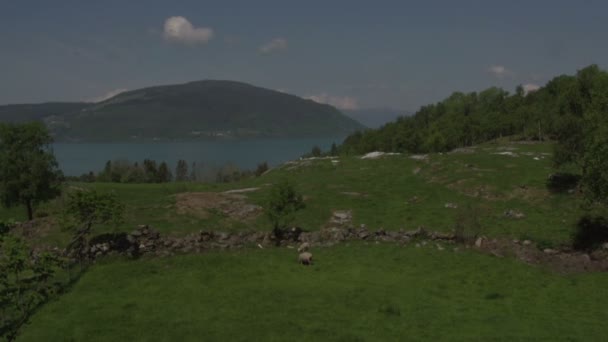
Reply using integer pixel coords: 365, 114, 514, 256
340, 65, 608, 158
0, 80, 364, 142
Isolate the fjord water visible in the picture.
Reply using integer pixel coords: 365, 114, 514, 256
53, 138, 342, 176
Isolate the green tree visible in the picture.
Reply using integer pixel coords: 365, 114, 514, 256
330, 142, 338, 156
0, 122, 63, 220
265, 179, 305, 239
311, 145, 322, 157
0, 235, 28, 314
143, 159, 158, 183
158, 161, 173, 183
255, 162, 269, 177
175, 160, 189, 182
63, 190, 124, 263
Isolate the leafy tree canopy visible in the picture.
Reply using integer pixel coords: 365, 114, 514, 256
0, 122, 63, 220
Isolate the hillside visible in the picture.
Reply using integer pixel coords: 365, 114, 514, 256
0, 81, 364, 142
340, 64, 608, 156
6, 140, 608, 340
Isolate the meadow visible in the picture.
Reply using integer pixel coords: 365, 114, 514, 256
5, 140, 608, 340
18, 244, 608, 341
2, 140, 585, 248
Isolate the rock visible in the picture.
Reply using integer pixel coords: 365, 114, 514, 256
444, 203, 458, 209
358, 230, 370, 239
216, 232, 230, 241
404, 227, 427, 238
603, 242, 608, 250
590, 250, 608, 261
543, 248, 558, 255
130, 230, 142, 237
475, 237, 484, 248
504, 209, 525, 219
331, 210, 352, 225
522, 240, 532, 246
432, 232, 455, 240
297, 242, 310, 253
512, 239, 520, 244
436, 244, 445, 251
415, 243, 421, 248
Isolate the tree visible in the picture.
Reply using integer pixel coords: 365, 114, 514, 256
0, 122, 63, 220
330, 142, 338, 156
580, 127, 608, 205
255, 162, 269, 177
157, 162, 172, 183
190, 162, 197, 182
311, 145, 322, 157
142, 159, 158, 183
265, 179, 305, 239
175, 160, 189, 182
63, 190, 124, 263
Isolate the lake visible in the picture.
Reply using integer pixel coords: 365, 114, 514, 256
53, 138, 343, 176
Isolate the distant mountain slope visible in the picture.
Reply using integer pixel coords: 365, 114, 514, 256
0, 81, 364, 142
0, 103, 89, 123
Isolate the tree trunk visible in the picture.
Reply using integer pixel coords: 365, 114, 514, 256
26, 200, 33, 221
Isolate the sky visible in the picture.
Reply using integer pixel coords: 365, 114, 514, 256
1, 0, 607, 111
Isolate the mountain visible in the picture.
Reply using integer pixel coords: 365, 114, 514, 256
343, 108, 411, 128
0, 80, 364, 142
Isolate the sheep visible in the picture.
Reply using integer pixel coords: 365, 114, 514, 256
298, 252, 313, 265
297, 242, 310, 253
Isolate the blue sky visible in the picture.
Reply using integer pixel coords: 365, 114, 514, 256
1, 0, 607, 110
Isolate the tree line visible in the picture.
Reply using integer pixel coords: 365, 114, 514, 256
339, 64, 608, 205
339, 64, 608, 157
70, 159, 270, 184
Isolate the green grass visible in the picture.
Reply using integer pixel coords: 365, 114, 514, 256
0, 141, 586, 246
18, 243, 608, 341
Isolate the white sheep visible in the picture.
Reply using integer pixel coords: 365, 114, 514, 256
297, 242, 310, 253
298, 252, 313, 265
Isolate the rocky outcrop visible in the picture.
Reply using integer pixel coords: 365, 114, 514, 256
81, 224, 608, 274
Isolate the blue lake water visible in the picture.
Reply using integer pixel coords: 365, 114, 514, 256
53, 138, 343, 176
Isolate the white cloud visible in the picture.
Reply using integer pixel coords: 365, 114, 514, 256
259, 38, 288, 54
163, 16, 214, 45
523, 83, 540, 94
487, 65, 513, 79
90, 88, 127, 103
306, 94, 359, 110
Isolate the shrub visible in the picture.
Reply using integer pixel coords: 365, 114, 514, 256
546, 172, 581, 193
572, 215, 608, 251
265, 179, 305, 238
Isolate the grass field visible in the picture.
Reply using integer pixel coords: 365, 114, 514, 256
0, 141, 586, 248
18, 243, 608, 341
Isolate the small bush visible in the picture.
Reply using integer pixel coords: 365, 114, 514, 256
572, 215, 608, 251
546, 173, 581, 193
255, 162, 269, 177
266, 179, 305, 238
